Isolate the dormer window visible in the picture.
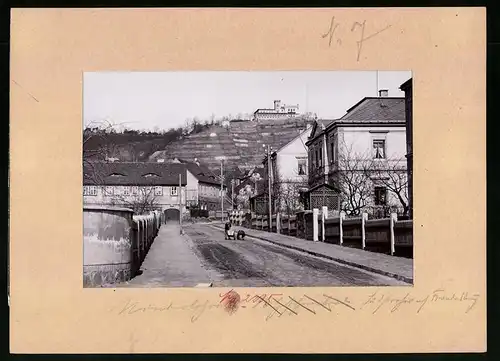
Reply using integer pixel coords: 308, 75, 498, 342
109, 173, 125, 177
143, 173, 160, 178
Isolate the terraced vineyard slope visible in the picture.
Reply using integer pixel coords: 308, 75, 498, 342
149, 117, 314, 172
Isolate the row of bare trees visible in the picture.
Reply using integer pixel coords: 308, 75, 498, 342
107, 186, 162, 215
335, 142, 409, 217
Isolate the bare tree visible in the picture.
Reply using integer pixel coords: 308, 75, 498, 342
183, 118, 194, 135
271, 161, 308, 215
334, 140, 409, 217
335, 141, 374, 216
83, 119, 122, 184
235, 184, 254, 210
277, 180, 307, 215
364, 157, 409, 217
109, 185, 161, 215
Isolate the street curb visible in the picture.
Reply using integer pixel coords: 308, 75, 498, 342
210, 225, 413, 284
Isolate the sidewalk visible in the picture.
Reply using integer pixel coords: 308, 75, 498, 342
118, 223, 212, 287
212, 223, 413, 284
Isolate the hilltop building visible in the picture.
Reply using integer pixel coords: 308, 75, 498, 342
253, 100, 300, 121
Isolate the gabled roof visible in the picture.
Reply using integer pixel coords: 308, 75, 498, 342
306, 119, 336, 145
340, 97, 405, 122
270, 126, 311, 157
399, 78, 412, 91
173, 158, 221, 185
234, 177, 266, 196
154, 158, 220, 184
305, 182, 340, 194
308, 119, 335, 140
83, 162, 187, 186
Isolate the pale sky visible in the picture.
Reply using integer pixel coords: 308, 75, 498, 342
83, 71, 411, 131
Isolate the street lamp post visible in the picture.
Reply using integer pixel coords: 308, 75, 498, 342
179, 173, 183, 235
264, 144, 273, 232
220, 160, 224, 223
231, 179, 234, 210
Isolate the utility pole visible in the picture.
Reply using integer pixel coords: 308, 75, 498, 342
231, 179, 234, 210
267, 144, 272, 232
220, 160, 224, 223
179, 173, 183, 234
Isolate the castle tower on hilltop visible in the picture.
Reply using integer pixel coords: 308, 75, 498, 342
253, 99, 300, 121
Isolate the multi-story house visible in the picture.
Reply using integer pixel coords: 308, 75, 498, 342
400, 78, 413, 219
305, 89, 408, 217
83, 161, 189, 221
264, 125, 312, 214
169, 158, 230, 212
253, 100, 300, 121
83, 159, 227, 220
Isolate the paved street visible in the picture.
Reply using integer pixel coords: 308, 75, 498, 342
117, 223, 407, 287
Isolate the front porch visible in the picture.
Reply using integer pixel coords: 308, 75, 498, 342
300, 183, 340, 212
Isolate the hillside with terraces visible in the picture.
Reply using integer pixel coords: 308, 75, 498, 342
149, 117, 314, 173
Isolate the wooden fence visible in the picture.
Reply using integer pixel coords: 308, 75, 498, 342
245, 209, 413, 258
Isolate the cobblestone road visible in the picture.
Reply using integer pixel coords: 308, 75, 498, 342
185, 224, 406, 287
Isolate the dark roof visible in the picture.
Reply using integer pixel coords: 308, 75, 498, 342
307, 119, 336, 143
400, 78, 412, 91
186, 162, 220, 185
83, 162, 187, 186
305, 182, 340, 194
169, 158, 222, 186
235, 177, 266, 194
341, 97, 405, 122
317, 119, 334, 128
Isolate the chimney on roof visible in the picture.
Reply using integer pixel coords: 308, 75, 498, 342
194, 158, 200, 166
379, 89, 389, 97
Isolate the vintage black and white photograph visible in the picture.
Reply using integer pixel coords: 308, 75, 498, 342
83, 71, 414, 288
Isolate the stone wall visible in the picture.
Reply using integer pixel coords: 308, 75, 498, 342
83, 206, 163, 287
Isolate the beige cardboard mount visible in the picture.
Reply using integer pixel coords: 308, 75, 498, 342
10, 8, 486, 353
